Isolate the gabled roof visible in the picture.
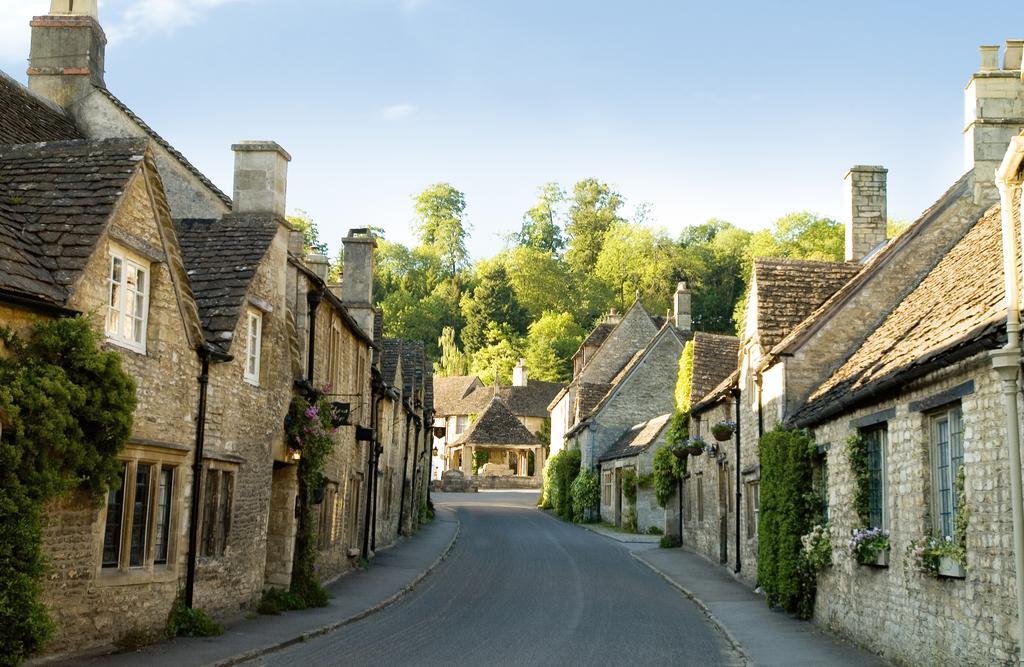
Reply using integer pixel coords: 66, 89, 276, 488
453, 396, 541, 448
574, 321, 615, 357
793, 201, 1006, 427
175, 215, 279, 345
433, 376, 485, 415
575, 382, 612, 420
599, 413, 672, 462
763, 173, 975, 367
0, 138, 145, 307
752, 258, 861, 350
96, 87, 232, 208
424, 364, 434, 413
0, 72, 81, 145
690, 332, 739, 406
401, 339, 425, 399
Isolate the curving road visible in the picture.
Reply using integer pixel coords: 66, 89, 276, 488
244, 491, 739, 666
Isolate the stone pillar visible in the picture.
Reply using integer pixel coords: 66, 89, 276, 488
534, 447, 545, 478
463, 446, 474, 476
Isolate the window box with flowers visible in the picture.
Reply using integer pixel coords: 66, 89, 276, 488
711, 420, 736, 442
906, 467, 969, 579
849, 527, 890, 567
686, 436, 708, 457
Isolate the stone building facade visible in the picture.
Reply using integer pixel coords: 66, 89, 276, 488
0, 3, 434, 659
598, 414, 674, 534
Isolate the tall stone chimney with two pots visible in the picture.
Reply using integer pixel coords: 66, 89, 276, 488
28, 1, 105, 109
341, 229, 377, 339
964, 40, 1024, 205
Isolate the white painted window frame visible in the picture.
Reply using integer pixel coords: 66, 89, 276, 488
244, 309, 262, 386
105, 245, 150, 354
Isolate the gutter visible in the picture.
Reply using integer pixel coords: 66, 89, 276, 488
0, 288, 78, 317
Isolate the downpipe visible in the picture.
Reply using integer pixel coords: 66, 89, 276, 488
993, 138, 1024, 666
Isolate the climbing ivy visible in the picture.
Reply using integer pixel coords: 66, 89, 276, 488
284, 386, 342, 608
621, 468, 638, 503
0, 317, 136, 664
665, 409, 689, 447
674, 340, 694, 412
652, 446, 685, 507
757, 426, 817, 619
543, 447, 581, 520
846, 431, 871, 526
570, 468, 600, 523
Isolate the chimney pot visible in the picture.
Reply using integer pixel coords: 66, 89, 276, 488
1005, 40, 1024, 70
231, 141, 291, 217
843, 165, 888, 263
512, 359, 528, 387
49, 0, 98, 17
981, 45, 1001, 71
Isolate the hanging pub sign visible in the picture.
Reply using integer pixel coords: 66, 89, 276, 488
330, 401, 351, 427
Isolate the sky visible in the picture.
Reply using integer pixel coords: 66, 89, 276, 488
3, 0, 1024, 261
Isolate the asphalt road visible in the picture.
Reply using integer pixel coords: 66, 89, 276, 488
244, 491, 739, 667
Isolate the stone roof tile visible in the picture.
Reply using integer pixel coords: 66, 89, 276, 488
690, 332, 739, 406
599, 413, 672, 462
0, 72, 81, 145
453, 396, 541, 447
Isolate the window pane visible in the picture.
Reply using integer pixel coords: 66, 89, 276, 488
935, 417, 953, 538
130, 463, 152, 567
155, 468, 173, 564
865, 428, 886, 529
102, 464, 127, 568
201, 470, 219, 557
217, 472, 233, 556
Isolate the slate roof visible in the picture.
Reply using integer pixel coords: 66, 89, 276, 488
691, 369, 740, 415
599, 413, 672, 462
424, 363, 434, 413
453, 396, 541, 447
753, 258, 861, 350
690, 332, 740, 406
0, 138, 145, 307
96, 87, 232, 208
576, 382, 612, 419
577, 322, 614, 354
175, 215, 278, 345
433, 376, 484, 415
381, 339, 402, 386
764, 173, 975, 365
793, 201, 1007, 427
0, 72, 81, 145
400, 339, 425, 399
371, 310, 383, 366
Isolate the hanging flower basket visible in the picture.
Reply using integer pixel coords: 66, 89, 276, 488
711, 420, 736, 442
686, 438, 707, 456
670, 444, 689, 461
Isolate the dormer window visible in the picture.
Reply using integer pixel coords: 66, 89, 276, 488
244, 309, 262, 386
105, 247, 149, 353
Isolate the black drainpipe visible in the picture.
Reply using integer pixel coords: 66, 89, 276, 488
732, 388, 742, 574
398, 410, 413, 535
412, 417, 423, 527
185, 344, 231, 609
306, 290, 323, 382
369, 382, 383, 551
361, 435, 378, 560
755, 372, 764, 439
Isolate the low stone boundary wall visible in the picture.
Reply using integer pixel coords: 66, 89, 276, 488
473, 476, 542, 490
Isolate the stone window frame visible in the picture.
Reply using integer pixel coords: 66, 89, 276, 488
928, 403, 964, 540
745, 480, 759, 539
199, 461, 237, 559
455, 415, 469, 435
346, 473, 363, 550
601, 470, 613, 507
327, 320, 343, 391
243, 308, 263, 386
696, 473, 704, 523
104, 243, 151, 355
96, 442, 187, 585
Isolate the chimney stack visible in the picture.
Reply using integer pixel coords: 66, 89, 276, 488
28, 1, 106, 108
305, 254, 330, 282
964, 41, 1024, 204
843, 166, 888, 263
341, 228, 376, 337
512, 359, 528, 387
673, 281, 692, 331
231, 142, 290, 216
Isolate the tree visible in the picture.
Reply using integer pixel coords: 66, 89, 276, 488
435, 326, 470, 377
676, 220, 751, 333
524, 312, 585, 382
516, 182, 565, 254
414, 183, 470, 278
501, 246, 573, 320
287, 210, 328, 256
460, 262, 529, 354
469, 326, 526, 385
594, 222, 683, 314
564, 178, 625, 275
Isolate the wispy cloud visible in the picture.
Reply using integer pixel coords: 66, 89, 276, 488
105, 0, 249, 43
381, 103, 418, 121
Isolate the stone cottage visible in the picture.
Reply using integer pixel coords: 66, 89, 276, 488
449, 395, 545, 487
433, 360, 562, 481
598, 413, 674, 533
563, 287, 694, 472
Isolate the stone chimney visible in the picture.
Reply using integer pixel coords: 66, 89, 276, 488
604, 308, 622, 325
512, 359, 528, 387
231, 142, 290, 216
843, 166, 888, 262
305, 254, 329, 282
964, 41, 1024, 204
673, 281, 692, 331
341, 228, 376, 337
28, 0, 105, 108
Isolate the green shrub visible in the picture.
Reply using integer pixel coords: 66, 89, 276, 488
166, 594, 223, 638
623, 508, 637, 533
419, 497, 435, 524
646, 526, 664, 535
0, 318, 135, 664
258, 588, 307, 615
659, 534, 682, 548
570, 468, 600, 522
548, 447, 581, 520
757, 426, 817, 619
652, 445, 685, 507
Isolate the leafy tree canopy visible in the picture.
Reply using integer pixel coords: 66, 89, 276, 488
414, 183, 470, 278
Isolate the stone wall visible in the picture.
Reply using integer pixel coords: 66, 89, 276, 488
579, 303, 658, 385
811, 355, 1018, 666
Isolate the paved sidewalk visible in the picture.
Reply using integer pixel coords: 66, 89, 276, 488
61, 508, 460, 667
634, 547, 886, 666
578, 522, 661, 544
